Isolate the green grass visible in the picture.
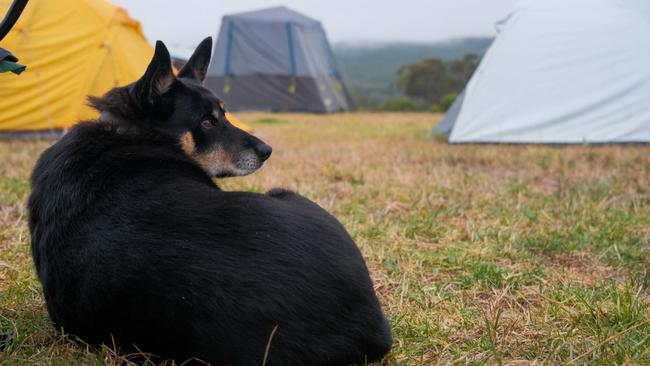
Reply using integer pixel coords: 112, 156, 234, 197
1, 112, 649, 365
254, 117, 290, 125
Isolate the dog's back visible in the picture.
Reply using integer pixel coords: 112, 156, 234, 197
29, 39, 391, 366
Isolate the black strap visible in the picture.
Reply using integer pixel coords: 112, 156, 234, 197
0, 0, 29, 42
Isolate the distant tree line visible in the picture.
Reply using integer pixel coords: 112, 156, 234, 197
381, 54, 479, 112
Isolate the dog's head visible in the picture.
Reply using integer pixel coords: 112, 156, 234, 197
89, 37, 272, 178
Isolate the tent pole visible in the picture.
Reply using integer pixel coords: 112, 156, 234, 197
286, 22, 297, 93
223, 20, 233, 93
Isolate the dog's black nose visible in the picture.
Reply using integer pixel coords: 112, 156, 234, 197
256, 143, 272, 161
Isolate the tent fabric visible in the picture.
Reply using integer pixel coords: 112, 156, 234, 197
206, 6, 353, 113
223, 113, 251, 132
225, 6, 319, 27
0, 0, 153, 131
0, 0, 251, 133
438, 0, 650, 144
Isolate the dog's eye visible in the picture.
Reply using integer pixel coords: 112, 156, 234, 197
201, 120, 213, 129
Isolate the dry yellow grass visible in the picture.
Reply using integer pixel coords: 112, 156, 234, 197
1, 112, 650, 365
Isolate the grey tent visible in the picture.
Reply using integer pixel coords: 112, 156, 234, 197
206, 6, 353, 113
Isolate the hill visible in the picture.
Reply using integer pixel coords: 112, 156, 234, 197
333, 37, 493, 106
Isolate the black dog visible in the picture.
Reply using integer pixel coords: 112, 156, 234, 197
28, 38, 392, 365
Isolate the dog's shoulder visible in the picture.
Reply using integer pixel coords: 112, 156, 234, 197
28, 121, 210, 237
34, 121, 205, 181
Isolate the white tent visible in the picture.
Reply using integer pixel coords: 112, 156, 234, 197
438, 0, 650, 144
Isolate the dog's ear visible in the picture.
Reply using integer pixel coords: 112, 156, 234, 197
178, 37, 212, 83
132, 41, 175, 109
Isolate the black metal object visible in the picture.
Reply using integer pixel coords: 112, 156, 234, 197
0, 47, 16, 61
0, 331, 13, 352
0, 0, 28, 42
0, 0, 29, 74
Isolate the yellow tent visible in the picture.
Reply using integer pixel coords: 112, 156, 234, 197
0, 0, 251, 132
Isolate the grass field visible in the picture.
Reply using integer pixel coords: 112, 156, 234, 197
1, 112, 650, 365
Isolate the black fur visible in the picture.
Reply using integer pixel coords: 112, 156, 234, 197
28, 37, 392, 365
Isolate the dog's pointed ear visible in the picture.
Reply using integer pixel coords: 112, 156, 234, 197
133, 41, 175, 109
178, 37, 212, 83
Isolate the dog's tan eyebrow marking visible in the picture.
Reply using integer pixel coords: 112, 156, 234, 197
180, 132, 196, 155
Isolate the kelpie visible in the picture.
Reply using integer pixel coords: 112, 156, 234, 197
28, 38, 392, 365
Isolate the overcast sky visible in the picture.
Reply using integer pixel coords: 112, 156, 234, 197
112, 0, 515, 55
